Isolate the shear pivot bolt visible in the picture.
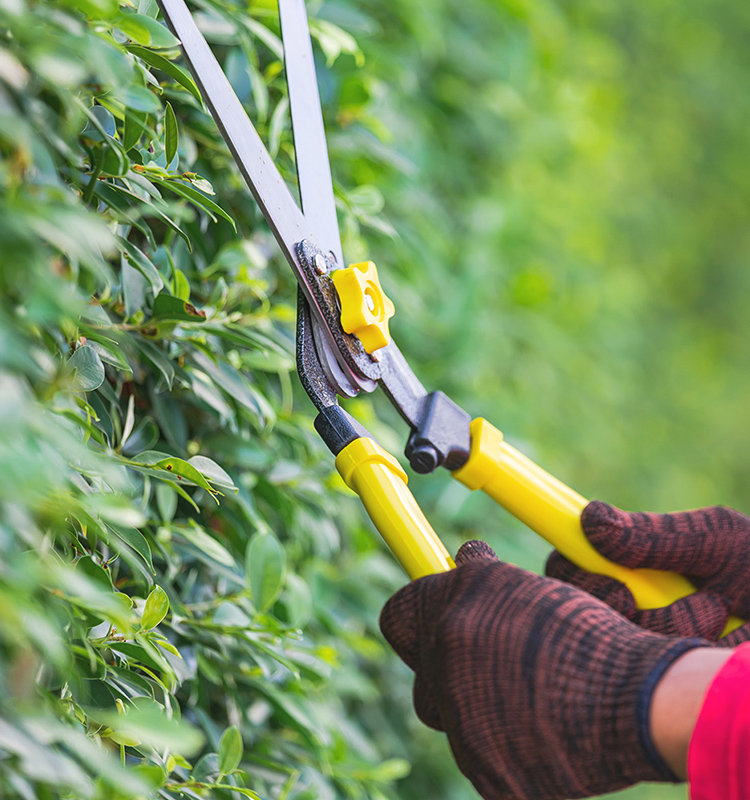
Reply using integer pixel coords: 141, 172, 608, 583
331, 261, 395, 354
314, 253, 328, 275
409, 444, 439, 474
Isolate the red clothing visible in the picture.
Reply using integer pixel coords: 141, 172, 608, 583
689, 643, 750, 799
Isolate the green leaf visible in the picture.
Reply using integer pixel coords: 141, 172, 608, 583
126, 45, 203, 104
164, 102, 178, 166
123, 84, 162, 114
150, 292, 206, 323
89, 105, 116, 138
116, 13, 179, 48
141, 585, 169, 630
192, 753, 219, 785
245, 532, 286, 612
68, 344, 105, 391
122, 108, 148, 151
187, 455, 236, 491
99, 139, 131, 178
151, 457, 219, 497
164, 479, 200, 512
283, 573, 312, 629
268, 96, 288, 159
310, 19, 363, 67
134, 338, 174, 389
173, 269, 190, 301
367, 758, 411, 783
119, 238, 165, 293
155, 482, 178, 522
159, 179, 237, 230
109, 525, 155, 573
94, 702, 203, 754
174, 523, 235, 567
217, 725, 242, 775
121, 392, 135, 446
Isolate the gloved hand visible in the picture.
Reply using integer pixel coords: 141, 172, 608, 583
545, 501, 750, 646
380, 541, 708, 800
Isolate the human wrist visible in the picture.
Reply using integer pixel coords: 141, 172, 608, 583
649, 647, 734, 780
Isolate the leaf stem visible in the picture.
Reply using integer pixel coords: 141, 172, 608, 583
83, 146, 106, 207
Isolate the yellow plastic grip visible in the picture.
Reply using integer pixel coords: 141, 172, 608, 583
452, 418, 743, 633
335, 437, 455, 579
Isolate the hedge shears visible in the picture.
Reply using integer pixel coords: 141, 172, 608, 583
156, 0, 741, 631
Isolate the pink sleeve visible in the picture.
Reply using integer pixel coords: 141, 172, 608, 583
688, 642, 750, 800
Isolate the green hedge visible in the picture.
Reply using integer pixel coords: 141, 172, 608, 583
0, 1, 428, 797
2, 0, 750, 798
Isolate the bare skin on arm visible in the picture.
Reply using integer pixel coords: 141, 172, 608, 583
650, 648, 734, 779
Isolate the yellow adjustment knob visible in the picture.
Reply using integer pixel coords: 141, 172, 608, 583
331, 261, 395, 353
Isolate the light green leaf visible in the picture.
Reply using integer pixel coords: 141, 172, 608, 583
175, 523, 235, 568
367, 758, 411, 783
141, 585, 169, 630
217, 725, 242, 775
68, 344, 105, 391
117, 13, 179, 48
268, 96, 288, 159
283, 573, 312, 629
95, 702, 203, 754
152, 457, 218, 497
121, 392, 135, 445
310, 19, 363, 67
245, 532, 286, 612
173, 269, 190, 301
188, 455, 236, 491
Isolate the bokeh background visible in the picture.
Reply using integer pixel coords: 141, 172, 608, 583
2, 0, 749, 797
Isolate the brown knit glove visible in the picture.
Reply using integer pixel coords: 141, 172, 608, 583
380, 541, 708, 800
546, 501, 750, 646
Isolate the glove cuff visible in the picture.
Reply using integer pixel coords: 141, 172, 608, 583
636, 638, 711, 781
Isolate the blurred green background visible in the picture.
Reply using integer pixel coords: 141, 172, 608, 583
2, 0, 748, 797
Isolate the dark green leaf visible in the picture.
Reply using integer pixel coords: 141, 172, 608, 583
134, 338, 175, 389
159, 179, 237, 230
164, 102, 178, 166
126, 45, 203, 104
109, 525, 155, 573
122, 109, 148, 151
151, 292, 206, 323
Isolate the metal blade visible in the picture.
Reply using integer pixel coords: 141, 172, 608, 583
156, 0, 311, 270
155, 0, 367, 395
279, 0, 344, 269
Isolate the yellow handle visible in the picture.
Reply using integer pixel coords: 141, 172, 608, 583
452, 418, 743, 633
336, 437, 455, 579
